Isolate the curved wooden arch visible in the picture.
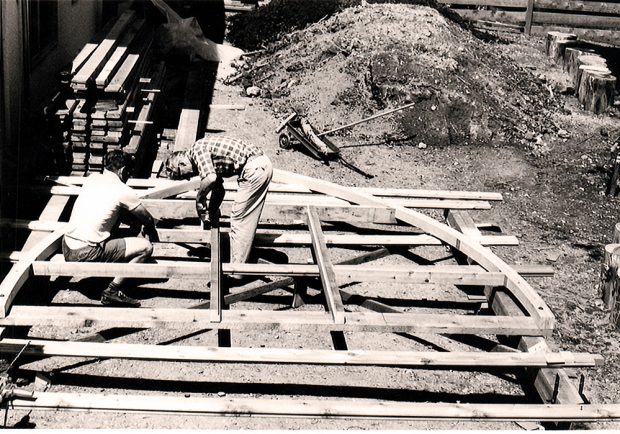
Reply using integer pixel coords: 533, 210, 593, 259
137, 169, 553, 331
0, 229, 66, 317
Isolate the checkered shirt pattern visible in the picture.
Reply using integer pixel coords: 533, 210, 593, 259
189, 136, 263, 178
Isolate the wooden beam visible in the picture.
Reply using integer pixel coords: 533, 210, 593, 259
0, 338, 601, 367
210, 225, 222, 323
10, 392, 620, 420
31, 261, 515, 286
0, 307, 543, 335
35, 186, 493, 212
142, 200, 397, 224
306, 206, 345, 324
104, 54, 139, 93
1, 222, 520, 248
41, 177, 504, 201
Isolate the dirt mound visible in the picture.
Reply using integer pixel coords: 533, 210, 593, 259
235, 3, 562, 149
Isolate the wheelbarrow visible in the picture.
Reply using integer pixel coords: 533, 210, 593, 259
275, 113, 340, 161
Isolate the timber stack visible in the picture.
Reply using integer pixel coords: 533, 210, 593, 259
545, 31, 617, 115
50, 9, 164, 176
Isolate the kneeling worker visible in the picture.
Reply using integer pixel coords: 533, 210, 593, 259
162, 135, 273, 267
63, 150, 158, 307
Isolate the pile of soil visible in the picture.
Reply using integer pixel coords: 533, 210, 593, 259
233, 3, 562, 150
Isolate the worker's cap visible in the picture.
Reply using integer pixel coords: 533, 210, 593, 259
161, 151, 191, 180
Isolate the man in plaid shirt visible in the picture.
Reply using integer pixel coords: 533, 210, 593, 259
163, 135, 273, 267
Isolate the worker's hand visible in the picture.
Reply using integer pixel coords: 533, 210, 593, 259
209, 208, 221, 224
196, 201, 208, 222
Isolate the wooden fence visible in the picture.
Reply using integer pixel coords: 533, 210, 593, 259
438, 0, 620, 45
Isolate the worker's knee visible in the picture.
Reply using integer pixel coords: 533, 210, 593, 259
124, 237, 153, 259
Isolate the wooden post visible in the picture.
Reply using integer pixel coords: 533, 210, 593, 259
208, 218, 231, 347
600, 244, 620, 327
524, 0, 535, 36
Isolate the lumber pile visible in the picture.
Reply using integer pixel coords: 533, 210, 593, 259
47, 9, 164, 176
545, 32, 616, 115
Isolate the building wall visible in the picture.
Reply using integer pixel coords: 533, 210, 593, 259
1, 0, 102, 222
29, 0, 102, 109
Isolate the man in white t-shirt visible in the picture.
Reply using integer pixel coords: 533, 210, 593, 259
63, 150, 157, 307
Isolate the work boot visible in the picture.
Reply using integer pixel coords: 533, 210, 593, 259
101, 284, 141, 308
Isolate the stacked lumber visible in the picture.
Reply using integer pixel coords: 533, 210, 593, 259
545, 32, 616, 115
48, 9, 164, 176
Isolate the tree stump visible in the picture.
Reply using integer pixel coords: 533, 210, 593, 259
577, 69, 616, 114
613, 223, 620, 243
563, 47, 594, 74
573, 54, 607, 91
601, 244, 620, 328
545, 32, 577, 60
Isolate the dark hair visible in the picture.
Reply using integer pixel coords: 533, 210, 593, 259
104, 150, 135, 173
163, 151, 189, 179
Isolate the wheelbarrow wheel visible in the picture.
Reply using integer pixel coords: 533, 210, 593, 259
279, 133, 292, 149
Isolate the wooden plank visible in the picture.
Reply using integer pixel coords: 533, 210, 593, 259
453, 9, 526, 24
95, 19, 145, 88
31, 261, 513, 286
72, 10, 136, 85
142, 200, 397, 224
210, 226, 222, 323
0, 338, 601, 367
271, 170, 555, 333
457, 8, 620, 30
2, 222, 520, 248
438, 0, 527, 6
104, 54, 140, 93
306, 207, 345, 324
9, 392, 620, 420
29, 185, 494, 210
536, 0, 620, 14
173, 109, 201, 152
0, 307, 543, 335
534, 11, 620, 29
45, 176, 504, 201
71, 43, 98, 74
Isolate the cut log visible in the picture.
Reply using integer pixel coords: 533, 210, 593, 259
545, 31, 577, 59
577, 69, 616, 114
573, 54, 607, 90
601, 244, 620, 328
563, 47, 594, 74
613, 223, 620, 244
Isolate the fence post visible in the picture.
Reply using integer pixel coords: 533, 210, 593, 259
524, 0, 535, 35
